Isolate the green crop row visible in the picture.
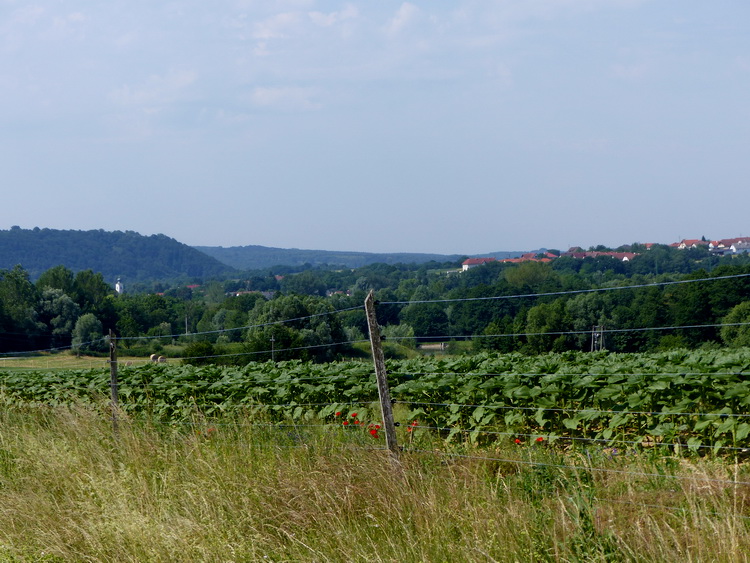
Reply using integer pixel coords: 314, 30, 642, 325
2, 348, 750, 453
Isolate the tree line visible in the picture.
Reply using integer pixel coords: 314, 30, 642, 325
1, 243, 749, 361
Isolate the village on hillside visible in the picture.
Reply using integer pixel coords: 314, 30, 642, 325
461, 236, 750, 270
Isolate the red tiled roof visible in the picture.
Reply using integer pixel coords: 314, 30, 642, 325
462, 258, 497, 266
562, 251, 638, 261
716, 237, 750, 247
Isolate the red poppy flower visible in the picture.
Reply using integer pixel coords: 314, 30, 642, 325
354, 420, 360, 425
369, 429, 378, 437
514, 438, 521, 444
406, 427, 412, 433
343, 421, 349, 426
334, 411, 341, 417
411, 421, 419, 426
350, 412, 358, 418
375, 424, 381, 429
536, 436, 544, 442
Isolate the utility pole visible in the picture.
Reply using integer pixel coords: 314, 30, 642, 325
591, 325, 605, 352
270, 335, 275, 362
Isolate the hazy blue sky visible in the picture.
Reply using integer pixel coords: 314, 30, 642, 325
1, 1, 748, 254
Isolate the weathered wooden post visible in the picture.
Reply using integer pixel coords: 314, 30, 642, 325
109, 329, 119, 434
364, 290, 399, 456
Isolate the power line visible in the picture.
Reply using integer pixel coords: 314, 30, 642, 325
5, 315, 746, 360
3, 270, 748, 357
381, 320, 750, 345
0, 305, 361, 357
0, 338, 108, 358
390, 370, 748, 378
381, 272, 750, 305
116, 305, 362, 342
398, 423, 750, 453
174, 338, 369, 362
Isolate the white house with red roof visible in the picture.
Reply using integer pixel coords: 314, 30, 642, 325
710, 237, 750, 249
561, 250, 638, 261
709, 237, 750, 255
461, 257, 496, 271
677, 239, 709, 249
501, 252, 557, 264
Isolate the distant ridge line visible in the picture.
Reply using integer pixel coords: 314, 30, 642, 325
193, 244, 525, 271
0, 227, 233, 282
0, 226, 526, 280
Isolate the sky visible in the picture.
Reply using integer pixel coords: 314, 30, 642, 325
1, 1, 748, 255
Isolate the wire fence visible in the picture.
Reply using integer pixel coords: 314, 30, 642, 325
4, 318, 749, 368
2, 273, 750, 523
3, 266, 750, 362
1, 366, 750, 523
1, 366, 748, 454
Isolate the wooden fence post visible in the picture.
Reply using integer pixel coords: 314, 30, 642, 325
109, 329, 119, 433
364, 290, 399, 456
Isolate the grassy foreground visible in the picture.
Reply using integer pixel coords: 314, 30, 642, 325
0, 408, 749, 562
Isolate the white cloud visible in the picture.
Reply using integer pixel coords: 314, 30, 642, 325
308, 5, 358, 27
386, 3, 419, 35
110, 69, 198, 106
499, 0, 648, 19
213, 108, 253, 126
50, 11, 87, 40
0, 6, 44, 50
3, 6, 86, 41
250, 86, 320, 110
253, 40, 270, 57
9, 5, 45, 25
66, 12, 85, 23
252, 12, 301, 40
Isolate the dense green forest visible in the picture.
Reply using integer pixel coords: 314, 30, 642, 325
2, 242, 750, 359
0, 227, 234, 282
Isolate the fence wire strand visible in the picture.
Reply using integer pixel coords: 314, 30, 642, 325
397, 400, 750, 419
381, 272, 750, 305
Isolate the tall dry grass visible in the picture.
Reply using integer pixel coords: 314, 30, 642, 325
0, 407, 747, 561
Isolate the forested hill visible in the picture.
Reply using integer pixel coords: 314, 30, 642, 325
193, 245, 522, 270
0, 227, 234, 282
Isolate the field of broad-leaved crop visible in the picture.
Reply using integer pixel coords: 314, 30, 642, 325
2, 348, 750, 454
